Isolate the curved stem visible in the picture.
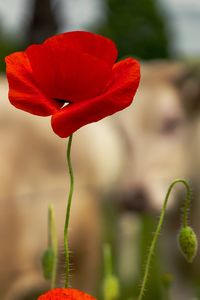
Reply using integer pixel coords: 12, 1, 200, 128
138, 179, 191, 300
64, 134, 74, 288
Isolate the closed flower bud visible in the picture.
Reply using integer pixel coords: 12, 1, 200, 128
103, 275, 120, 300
178, 226, 198, 263
41, 247, 55, 279
161, 272, 174, 289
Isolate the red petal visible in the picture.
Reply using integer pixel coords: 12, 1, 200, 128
5, 52, 61, 116
26, 40, 112, 103
44, 31, 118, 67
38, 288, 96, 300
51, 58, 140, 138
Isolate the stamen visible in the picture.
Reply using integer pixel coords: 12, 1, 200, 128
54, 98, 70, 108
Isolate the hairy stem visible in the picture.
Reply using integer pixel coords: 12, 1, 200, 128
138, 179, 191, 300
64, 134, 74, 288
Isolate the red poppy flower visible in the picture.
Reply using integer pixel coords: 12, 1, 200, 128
5, 31, 140, 138
37, 288, 96, 300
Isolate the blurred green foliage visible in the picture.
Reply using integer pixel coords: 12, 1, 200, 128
0, 0, 170, 73
101, 202, 165, 300
97, 0, 170, 60
0, 36, 24, 73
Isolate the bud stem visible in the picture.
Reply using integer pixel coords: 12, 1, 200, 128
138, 179, 192, 300
103, 243, 120, 300
48, 204, 58, 289
104, 244, 113, 277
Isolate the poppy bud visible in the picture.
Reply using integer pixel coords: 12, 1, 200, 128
41, 247, 55, 279
103, 275, 120, 300
178, 226, 198, 263
161, 272, 174, 290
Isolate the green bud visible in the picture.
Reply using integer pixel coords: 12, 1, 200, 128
161, 272, 174, 289
41, 247, 55, 279
178, 226, 198, 263
103, 275, 120, 300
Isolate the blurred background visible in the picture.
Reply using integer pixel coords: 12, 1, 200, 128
0, 0, 200, 300
0, 0, 200, 70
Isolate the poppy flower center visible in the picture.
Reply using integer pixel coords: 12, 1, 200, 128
54, 98, 70, 108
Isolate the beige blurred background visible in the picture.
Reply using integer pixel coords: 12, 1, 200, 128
0, 1, 200, 300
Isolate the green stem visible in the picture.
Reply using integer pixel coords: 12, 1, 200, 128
103, 243, 120, 300
64, 134, 74, 288
104, 243, 113, 277
138, 179, 191, 300
48, 204, 58, 289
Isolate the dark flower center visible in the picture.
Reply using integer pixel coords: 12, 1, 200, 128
54, 98, 70, 108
